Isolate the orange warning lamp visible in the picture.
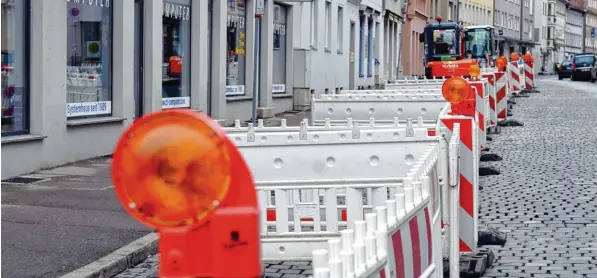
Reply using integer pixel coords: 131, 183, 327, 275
112, 110, 262, 278
495, 57, 507, 71
442, 76, 475, 116
468, 64, 481, 79
510, 52, 519, 61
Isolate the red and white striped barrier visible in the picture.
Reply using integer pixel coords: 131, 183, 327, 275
524, 61, 535, 90
481, 73, 499, 133
508, 61, 521, 95
495, 71, 509, 121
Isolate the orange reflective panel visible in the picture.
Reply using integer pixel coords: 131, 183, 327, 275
442, 76, 471, 104
112, 111, 232, 229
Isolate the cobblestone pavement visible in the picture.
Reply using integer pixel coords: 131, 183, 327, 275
114, 78, 597, 278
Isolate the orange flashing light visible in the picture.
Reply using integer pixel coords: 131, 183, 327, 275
112, 110, 262, 278
468, 64, 481, 79
495, 57, 507, 71
510, 52, 519, 61
442, 77, 475, 116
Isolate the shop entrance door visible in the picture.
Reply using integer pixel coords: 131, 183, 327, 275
133, 0, 144, 119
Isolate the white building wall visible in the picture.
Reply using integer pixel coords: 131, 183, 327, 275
555, 0, 567, 62
565, 9, 584, 55
533, 0, 555, 74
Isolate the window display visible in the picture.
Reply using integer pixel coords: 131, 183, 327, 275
66, 0, 113, 119
162, 0, 191, 109
2, 0, 28, 135
272, 4, 287, 94
226, 0, 247, 96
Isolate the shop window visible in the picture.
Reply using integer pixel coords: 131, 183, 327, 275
66, 0, 113, 119
273, 4, 287, 94
2, 0, 28, 135
226, 0, 247, 96
162, 0, 191, 109
367, 17, 373, 77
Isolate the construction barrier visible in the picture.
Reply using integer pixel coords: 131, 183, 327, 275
481, 71, 499, 134
508, 61, 521, 96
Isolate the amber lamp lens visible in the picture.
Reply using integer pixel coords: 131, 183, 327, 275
468, 64, 481, 77
112, 111, 232, 228
442, 77, 470, 104
495, 58, 506, 70
510, 53, 519, 61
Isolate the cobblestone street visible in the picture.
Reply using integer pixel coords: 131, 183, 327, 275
114, 78, 597, 278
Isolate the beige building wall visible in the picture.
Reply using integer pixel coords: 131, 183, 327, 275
460, 0, 494, 26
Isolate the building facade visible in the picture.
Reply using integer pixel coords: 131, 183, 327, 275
401, 0, 429, 75
429, 0, 458, 22
585, 0, 597, 52
565, 0, 585, 56
383, 0, 404, 82
459, 0, 493, 26
553, 0, 568, 62
494, 0, 523, 56
520, 0, 535, 54
534, 0, 557, 74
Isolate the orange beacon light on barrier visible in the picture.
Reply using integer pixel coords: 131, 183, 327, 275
111, 110, 262, 278
442, 76, 475, 117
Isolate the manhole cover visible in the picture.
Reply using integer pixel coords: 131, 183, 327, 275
2, 176, 45, 184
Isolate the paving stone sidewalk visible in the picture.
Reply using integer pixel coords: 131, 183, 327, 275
115, 80, 597, 278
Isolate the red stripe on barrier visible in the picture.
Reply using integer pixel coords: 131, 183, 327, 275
428, 129, 436, 136
460, 239, 473, 253
380, 269, 387, 278
409, 217, 422, 277
442, 119, 474, 150
392, 230, 406, 278
460, 174, 474, 218
498, 109, 506, 119
478, 112, 485, 130
496, 86, 506, 102
489, 96, 496, 110
424, 207, 433, 265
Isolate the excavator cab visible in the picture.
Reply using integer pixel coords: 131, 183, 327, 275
463, 26, 496, 68
420, 17, 468, 78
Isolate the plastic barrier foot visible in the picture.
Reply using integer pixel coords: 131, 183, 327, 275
513, 92, 530, 98
486, 135, 493, 141
458, 254, 488, 278
480, 153, 503, 162
507, 111, 514, 117
478, 228, 508, 246
507, 100, 517, 105
479, 166, 500, 176
481, 147, 490, 152
476, 249, 496, 267
487, 126, 501, 135
498, 119, 524, 127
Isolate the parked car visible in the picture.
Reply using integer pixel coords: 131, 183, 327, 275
558, 60, 572, 80
571, 53, 596, 81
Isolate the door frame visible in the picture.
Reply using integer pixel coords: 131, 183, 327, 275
349, 21, 356, 90
134, 0, 144, 119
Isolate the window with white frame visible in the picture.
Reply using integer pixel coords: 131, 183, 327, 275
310, 1, 317, 47
337, 5, 343, 52
324, 0, 331, 49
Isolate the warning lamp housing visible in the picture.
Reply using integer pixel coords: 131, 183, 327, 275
510, 52, 519, 62
442, 76, 475, 117
495, 58, 507, 71
468, 64, 481, 78
111, 110, 262, 278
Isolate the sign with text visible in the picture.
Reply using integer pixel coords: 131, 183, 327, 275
66, 101, 111, 117
272, 84, 286, 93
162, 96, 191, 109
226, 85, 245, 96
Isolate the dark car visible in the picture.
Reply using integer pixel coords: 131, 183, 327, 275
571, 54, 596, 81
558, 61, 572, 80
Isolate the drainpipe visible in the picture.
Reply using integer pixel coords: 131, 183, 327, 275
396, 0, 407, 79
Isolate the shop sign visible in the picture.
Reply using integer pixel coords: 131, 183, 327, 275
272, 84, 286, 93
162, 97, 191, 109
163, 2, 191, 21
66, 0, 110, 8
66, 101, 111, 117
226, 85, 245, 96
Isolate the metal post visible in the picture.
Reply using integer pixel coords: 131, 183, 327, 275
252, 0, 265, 125
448, 139, 460, 278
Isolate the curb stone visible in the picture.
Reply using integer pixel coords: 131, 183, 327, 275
59, 233, 158, 278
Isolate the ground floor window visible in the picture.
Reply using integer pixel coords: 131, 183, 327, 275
66, 0, 113, 119
226, 0, 247, 96
2, 0, 28, 135
272, 4, 287, 94
162, 0, 191, 109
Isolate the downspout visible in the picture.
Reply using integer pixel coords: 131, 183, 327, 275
396, 0, 407, 78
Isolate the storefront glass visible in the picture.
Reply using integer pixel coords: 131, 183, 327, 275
226, 0, 247, 96
2, 0, 28, 135
162, 0, 191, 109
66, 0, 112, 119
272, 4, 287, 94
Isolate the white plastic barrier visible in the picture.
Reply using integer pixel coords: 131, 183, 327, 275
310, 126, 463, 278
311, 94, 449, 126
226, 121, 443, 261
341, 88, 441, 95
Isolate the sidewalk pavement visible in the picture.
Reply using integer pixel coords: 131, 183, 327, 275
1, 157, 152, 278
1, 110, 311, 278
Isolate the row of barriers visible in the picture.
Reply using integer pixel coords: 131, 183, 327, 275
108, 55, 539, 278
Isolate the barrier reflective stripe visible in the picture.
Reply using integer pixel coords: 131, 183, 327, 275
482, 73, 498, 126
387, 206, 433, 278
440, 117, 478, 253
524, 62, 534, 89
509, 61, 521, 93
495, 72, 508, 120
